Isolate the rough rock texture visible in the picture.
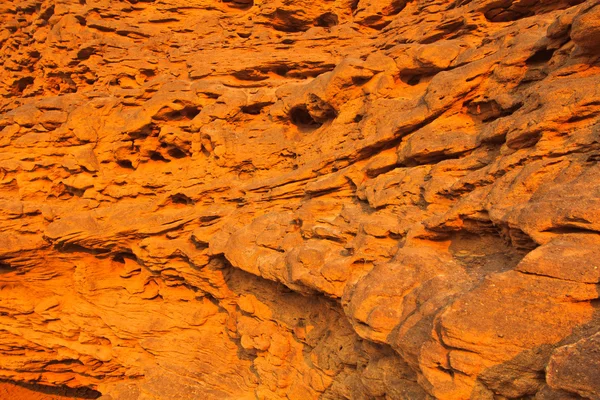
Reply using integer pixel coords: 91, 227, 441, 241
1, 0, 600, 399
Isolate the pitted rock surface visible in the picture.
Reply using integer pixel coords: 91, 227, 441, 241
1, 0, 600, 399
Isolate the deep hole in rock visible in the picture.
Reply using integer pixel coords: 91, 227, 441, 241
315, 12, 339, 28
400, 72, 422, 86
117, 159, 134, 169
274, 65, 291, 76
526, 48, 555, 65
170, 193, 194, 205
290, 105, 322, 129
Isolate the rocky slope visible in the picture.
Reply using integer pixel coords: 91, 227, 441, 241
1, 0, 600, 398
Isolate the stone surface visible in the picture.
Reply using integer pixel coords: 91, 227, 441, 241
0, 0, 599, 399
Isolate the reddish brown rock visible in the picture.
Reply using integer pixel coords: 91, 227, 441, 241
1, 0, 600, 399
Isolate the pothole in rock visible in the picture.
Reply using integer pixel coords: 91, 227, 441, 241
290, 105, 322, 130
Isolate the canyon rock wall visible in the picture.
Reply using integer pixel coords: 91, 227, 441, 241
1, 0, 600, 398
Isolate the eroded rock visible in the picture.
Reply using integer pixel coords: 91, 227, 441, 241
1, 0, 599, 398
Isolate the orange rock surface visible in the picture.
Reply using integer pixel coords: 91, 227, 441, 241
1, 0, 599, 399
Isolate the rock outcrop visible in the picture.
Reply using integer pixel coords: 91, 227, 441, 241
1, 0, 599, 398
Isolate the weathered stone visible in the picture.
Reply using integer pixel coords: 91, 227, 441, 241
0, 0, 599, 398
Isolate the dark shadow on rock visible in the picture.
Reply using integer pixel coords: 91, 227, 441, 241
472, 288, 600, 399
0, 379, 102, 399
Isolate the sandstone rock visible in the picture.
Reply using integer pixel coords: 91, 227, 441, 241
547, 332, 600, 399
1, 0, 599, 398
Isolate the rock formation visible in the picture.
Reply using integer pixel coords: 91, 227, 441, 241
1, 0, 599, 398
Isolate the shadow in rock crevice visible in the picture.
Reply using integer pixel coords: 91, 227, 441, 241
471, 283, 600, 398
0, 380, 102, 399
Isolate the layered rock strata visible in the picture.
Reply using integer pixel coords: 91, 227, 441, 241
1, 0, 600, 398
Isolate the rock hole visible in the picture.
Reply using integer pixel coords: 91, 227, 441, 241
65, 185, 85, 197
484, 8, 528, 22
40, 5, 55, 21
352, 75, 372, 85
400, 72, 421, 86
154, 106, 200, 121
290, 105, 322, 129
199, 215, 221, 223
167, 147, 187, 159
525, 48, 555, 66
150, 151, 169, 162
170, 193, 194, 205
466, 100, 523, 123
112, 252, 137, 264
191, 237, 209, 250
128, 124, 153, 139
241, 102, 272, 115
117, 160, 134, 169
500, 226, 538, 252
181, 106, 200, 119
13, 77, 34, 93
274, 65, 290, 76
315, 12, 339, 28
77, 46, 96, 60
0, 261, 13, 273
172, 106, 201, 120
223, 0, 254, 9
140, 69, 155, 79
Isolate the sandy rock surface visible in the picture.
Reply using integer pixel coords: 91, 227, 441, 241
1, 0, 599, 398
